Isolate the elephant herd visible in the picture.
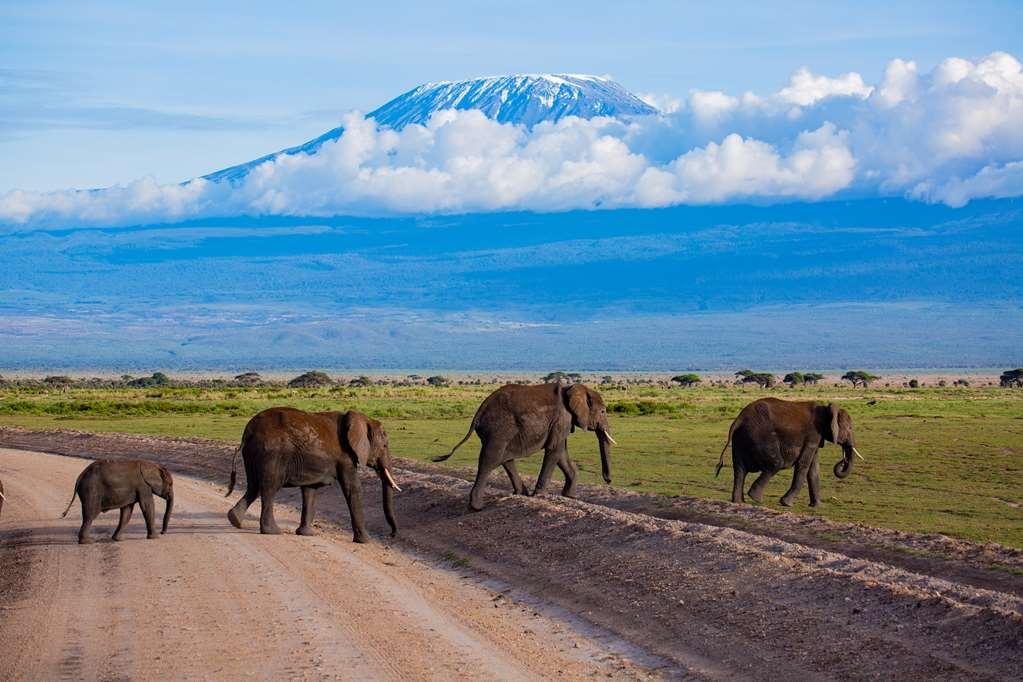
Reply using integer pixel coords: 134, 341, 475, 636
1, 383, 863, 544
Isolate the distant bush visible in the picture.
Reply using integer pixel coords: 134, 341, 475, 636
543, 371, 581, 384
908, 379, 920, 388
600, 375, 615, 385
736, 369, 775, 388
232, 372, 263, 386
126, 372, 171, 388
348, 375, 373, 387
44, 375, 75, 387
783, 372, 804, 386
802, 373, 824, 385
426, 375, 450, 387
671, 373, 701, 387
953, 378, 970, 387
608, 400, 681, 416
288, 371, 334, 388
842, 370, 879, 388
1000, 369, 1023, 388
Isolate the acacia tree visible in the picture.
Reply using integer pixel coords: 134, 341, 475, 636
783, 372, 804, 386
802, 372, 824, 385
842, 370, 879, 388
671, 373, 701, 387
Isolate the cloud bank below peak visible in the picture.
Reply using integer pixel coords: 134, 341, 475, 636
3, 52, 1023, 228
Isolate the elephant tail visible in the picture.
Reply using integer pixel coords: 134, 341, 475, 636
433, 398, 489, 462
715, 414, 742, 478
61, 468, 87, 517
225, 443, 242, 497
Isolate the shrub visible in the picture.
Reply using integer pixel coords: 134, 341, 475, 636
908, 379, 920, 388
348, 375, 373, 387
671, 373, 701, 387
802, 373, 824, 385
426, 375, 450, 387
43, 375, 75, 387
543, 371, 582, 384
1000, 369, 1023, 388
953, 378, 970, 387
232, 372, 263, 386
127, 372, 171, 388
736, 370, 775, 388
288, 371, 334, 388
783, 372, 804, 386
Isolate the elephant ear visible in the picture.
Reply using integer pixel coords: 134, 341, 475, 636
829, 403, 841, 443
344, 411, 372, 466
158, 466, 173, 493
566, 384, 590, 430
141, 462, 165, 493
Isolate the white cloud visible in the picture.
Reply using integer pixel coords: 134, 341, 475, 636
2, 51, 1023, 227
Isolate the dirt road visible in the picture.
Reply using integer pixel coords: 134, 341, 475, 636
0, 448, 658, 681
2, 428, 1022, 680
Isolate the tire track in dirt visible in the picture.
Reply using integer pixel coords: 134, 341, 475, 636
0, 448, 663, 681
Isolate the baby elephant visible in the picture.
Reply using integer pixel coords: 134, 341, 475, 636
61, 459, 174, 544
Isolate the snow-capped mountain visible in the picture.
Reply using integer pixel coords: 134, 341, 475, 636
203, 74, 657, 183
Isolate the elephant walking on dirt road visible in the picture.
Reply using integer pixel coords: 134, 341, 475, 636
716, 397, 863, 507
435, 383, 617, 511
226, 407, 401, 542
61, 459, 174, 544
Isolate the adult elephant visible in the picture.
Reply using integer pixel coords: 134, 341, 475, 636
61, 459, 174, 544
226, 408, 401, 542
715, 397, 863, 507
434, 383, 616, 510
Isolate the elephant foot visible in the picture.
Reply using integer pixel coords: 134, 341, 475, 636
295, 525, 318, 536
779, 496, 794, 507
809, 500, 821, 508
561, 490, 577, 499
352, 531, 369, 544
147, 532, 159, 539
111, 534, 121, 542
227, 508, 244, 529
260, 525, 283, 535
78, 536, 94, 545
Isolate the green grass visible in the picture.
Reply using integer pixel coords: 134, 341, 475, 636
2, 382, 1021, 547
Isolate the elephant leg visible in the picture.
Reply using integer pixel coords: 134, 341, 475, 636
731, 457, 747, 503
747, 470, 777, 504
533, 444, 564, 496
338, 467, 368, 543
780, 448, 814, 506
228, 483, 259, 529
139, 488, 158, 539
807, 449, 822, 507
112, 504, 134, 541
296, 487, 318, 536
502, 460, 527, 495
78, 500, 98, 544
469, 440, 506, 511
258, 485, 283, 535
557, 454, 578, 498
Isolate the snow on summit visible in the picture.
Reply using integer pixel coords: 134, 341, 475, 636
203, 73, 656, 183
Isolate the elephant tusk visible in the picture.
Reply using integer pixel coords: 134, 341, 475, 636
852, 447, 865, 461
0, 490, 5, 501
603, 431, 618, 446
383, 467, 402, 492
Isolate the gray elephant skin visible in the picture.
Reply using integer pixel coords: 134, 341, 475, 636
716, 397, 863, 507
61, 459, 174, 544
435, 383, 617, 510
226, 407, 401, 543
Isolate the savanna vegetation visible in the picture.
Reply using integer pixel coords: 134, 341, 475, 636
1, 373, 1021, 548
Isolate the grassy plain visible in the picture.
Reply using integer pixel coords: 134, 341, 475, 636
1, 381, 1021, 547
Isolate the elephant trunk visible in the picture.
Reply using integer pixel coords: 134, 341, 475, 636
378, 467, 399, 537
161, 489, 173, 534
597, 430, 613, 484
833, 448, 855, 479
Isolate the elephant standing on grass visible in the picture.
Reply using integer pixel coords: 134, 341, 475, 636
435, 383, 616, 511
61, 459, 174, 544
716, 397, 863, 507
226, 408, 401, 542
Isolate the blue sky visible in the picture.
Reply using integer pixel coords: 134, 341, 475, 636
3, 0, 1022, 192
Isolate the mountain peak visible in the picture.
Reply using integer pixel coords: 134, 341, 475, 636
203, 73, 656, 183
369, 73, 655, 130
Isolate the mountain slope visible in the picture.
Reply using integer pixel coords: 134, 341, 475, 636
202, 74, 656, 183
